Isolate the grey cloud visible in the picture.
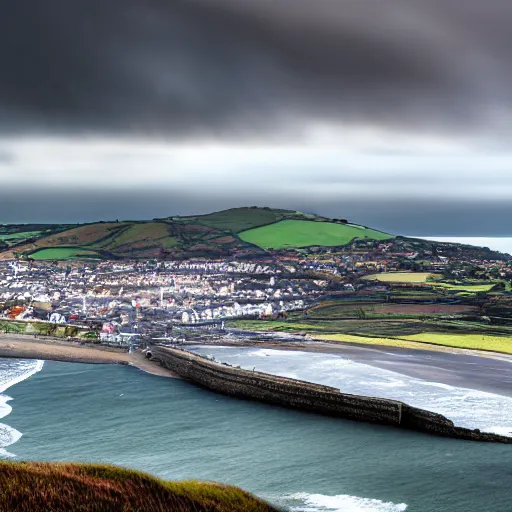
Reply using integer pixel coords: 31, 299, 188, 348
0, 149, 14, 164
1, 0, 512, 139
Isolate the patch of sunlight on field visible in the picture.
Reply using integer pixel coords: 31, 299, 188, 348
315, 333, 435, 350
431, 283, 496, 292
404, 333, 512, 354
363, 272, 441, 283
363, 273, 496, 291
315, 332, 512, 355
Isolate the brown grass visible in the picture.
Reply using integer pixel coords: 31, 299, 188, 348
103, 223, 174, 249
211, 236, 237, 245
36, 224, 123, 247
0, 462, 280, 512
0, 224, 123, 259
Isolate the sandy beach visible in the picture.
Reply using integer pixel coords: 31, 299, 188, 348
0, 334, 179, 379
188, 338, 512, 398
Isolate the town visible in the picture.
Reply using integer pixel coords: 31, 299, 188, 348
1, 234, 511, 347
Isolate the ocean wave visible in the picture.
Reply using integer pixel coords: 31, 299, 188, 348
251, 349, 304, 358
284, 492, 407, 512
0, 359, 44, 457
0, 359, 44, 395
0, 422, 22, 457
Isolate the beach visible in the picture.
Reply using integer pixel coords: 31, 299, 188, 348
0, 334, 179, 379
1, 333, 511, 396
187, 337, 512, 397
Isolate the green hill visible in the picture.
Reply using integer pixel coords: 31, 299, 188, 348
0, 207, 394, 261
0, 462, 278, 512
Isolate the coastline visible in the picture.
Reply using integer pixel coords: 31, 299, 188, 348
0, 334, 179, 379
186, 338, 512, 398
154, 345, 512, 443
1, 332, 511, 397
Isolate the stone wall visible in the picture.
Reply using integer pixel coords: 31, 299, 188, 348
152, 346, 512, 444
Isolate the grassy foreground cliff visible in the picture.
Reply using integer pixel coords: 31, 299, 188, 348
0, 462, 279, 512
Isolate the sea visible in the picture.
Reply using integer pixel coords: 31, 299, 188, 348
414, 237, 512, 256
1, 350, 512, 512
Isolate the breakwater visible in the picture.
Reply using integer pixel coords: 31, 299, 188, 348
152, 346, 512, 443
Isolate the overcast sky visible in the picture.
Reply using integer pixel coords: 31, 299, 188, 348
1, 0, 512, 235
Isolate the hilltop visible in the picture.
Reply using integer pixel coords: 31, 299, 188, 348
0, 207, 394, 261
0, 206, 508, 262
0, 462, 278, 512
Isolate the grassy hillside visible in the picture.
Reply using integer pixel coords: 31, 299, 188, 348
239, 219, 392, 249
177, 207, 295, 233
0, 231, 43, 244
0, 221, 248, 261
1, 223, 123, 259
0, 207, 393, 260
0, 462, 279, 512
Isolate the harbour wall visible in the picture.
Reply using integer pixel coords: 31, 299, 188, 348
152, 346, 512, 443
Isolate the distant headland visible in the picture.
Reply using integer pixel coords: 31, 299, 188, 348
1, 206, 508, 261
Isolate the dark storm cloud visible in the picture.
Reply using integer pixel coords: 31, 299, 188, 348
1, 0, 512, 137
1, 187, 511, 237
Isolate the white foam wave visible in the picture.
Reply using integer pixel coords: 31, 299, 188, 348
0, 359, 44, 395
0, 423, 22, 457
285, 492, 407, 512
0, 359, 44, 457
191, 347, 512, 435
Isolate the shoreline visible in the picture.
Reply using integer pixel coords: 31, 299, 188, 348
188, 335, 512, 362
186, 338, 512, 398
0, 334, 179, 379
1, 333, 510, 397
154, 345, 512, 444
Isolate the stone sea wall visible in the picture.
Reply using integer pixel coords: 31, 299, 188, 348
152, 346, 512, 444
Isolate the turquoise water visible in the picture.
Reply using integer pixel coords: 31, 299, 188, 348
3, 359, 512, 511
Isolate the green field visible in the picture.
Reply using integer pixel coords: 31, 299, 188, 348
30, 247, 102, 260
363, 272, 442, 283
0, 231, 42, 240
239, 220, 392, 249
0, 231, 43, 245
